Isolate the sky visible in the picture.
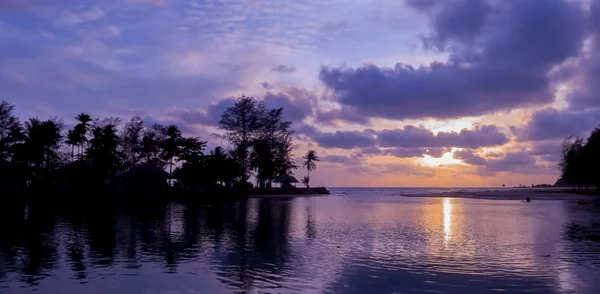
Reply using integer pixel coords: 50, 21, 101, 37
1, 0, 600, 187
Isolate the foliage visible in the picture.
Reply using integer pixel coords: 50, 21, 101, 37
120, 116, 145, 170
84, 118, 123, 182
301, 176, 310, 188
0, 98, 312, 191
219, 96, 296, 187
302, 150, 319, 188
559, 127, 600, 191
218, 95, 265, 183
0, 101, 23, 161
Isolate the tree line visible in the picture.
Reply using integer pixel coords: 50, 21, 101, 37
0, 95, 320, 191
559, 127, 600, 192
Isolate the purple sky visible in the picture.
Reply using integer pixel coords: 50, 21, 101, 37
2, 0, 600, 187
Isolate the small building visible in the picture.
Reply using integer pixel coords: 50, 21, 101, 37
116, 163, 173, 190
273, 174, 299, 188
0, 158, 28, 190
54, 161, 96, 189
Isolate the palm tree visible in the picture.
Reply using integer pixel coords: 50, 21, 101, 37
301, 176, 309, 188
302, 150, 319, 188
74, 113, 92, 158
162, 125, 182, 174
24, 118, 63, 169
65, 130, 78, 162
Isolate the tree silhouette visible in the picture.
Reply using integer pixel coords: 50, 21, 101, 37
301, 176, 309, 188
74, 113, 92, 159
162, 125, 182, 174
302, 150, 319, 188
120, 116, 144, 169
218, 95, 265, 184
0, 99, 309, 192
0, 101, 22, 161
84, 118, 122, 183
65, 130, 78, 162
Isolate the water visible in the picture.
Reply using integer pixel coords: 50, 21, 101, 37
1, 188, 600, 293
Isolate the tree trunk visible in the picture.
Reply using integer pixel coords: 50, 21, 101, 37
71, 145, 74, 162
307, 168, 310, 188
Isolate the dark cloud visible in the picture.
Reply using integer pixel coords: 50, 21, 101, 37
322, 20, 350, 35
260, 82, 275, 90
313, 130, 376, 149
425, 147, 449, 158
377, 125, 507, 149
263, 90, 313, 122
529, 140, 561, 156
454, 149, 552, 175
319, 0, 585, 120
293, 122, 318, 137
166, 89, 314, 130
321, 154, 361, 164
358, 146, 383, 155
515, 108, 600, 141
315, 106, 370, 126
382, 163, 436, 177
384, 147, 427, 158
167, 98, 235, 127
271, 65, 296, 73
562, 1, 600, 110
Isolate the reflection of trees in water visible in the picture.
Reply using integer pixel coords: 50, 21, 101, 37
210, 199, 294, 292
305, 201, 317, 240
0, 198, 303, 292
562, 204, 600, 274
0, 204, 59, 286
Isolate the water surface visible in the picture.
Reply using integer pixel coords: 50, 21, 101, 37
1, 188, 599, 293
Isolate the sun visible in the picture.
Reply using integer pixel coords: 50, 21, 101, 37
418, 151, 463, 167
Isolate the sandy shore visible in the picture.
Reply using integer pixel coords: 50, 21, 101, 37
400, 189, 600, 201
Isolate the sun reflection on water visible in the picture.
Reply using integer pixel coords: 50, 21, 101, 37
443, 198, 452, 244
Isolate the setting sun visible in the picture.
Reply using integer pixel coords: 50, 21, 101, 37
418, 151, 463, 167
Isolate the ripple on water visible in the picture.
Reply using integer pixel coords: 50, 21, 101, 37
0, 196, 600, 293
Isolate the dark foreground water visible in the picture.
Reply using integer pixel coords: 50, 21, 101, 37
1, 189, 600, 293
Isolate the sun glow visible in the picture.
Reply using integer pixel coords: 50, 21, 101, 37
423, 117, 479, 134
419, 152, 463, 167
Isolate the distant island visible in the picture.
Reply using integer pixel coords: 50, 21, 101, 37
0, 97, 329, 202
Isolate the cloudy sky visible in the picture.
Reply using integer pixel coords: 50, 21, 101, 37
2, 0, 600, 187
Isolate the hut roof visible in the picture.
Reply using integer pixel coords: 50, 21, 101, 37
273, 174, 299, 183
116, 163, 174, 180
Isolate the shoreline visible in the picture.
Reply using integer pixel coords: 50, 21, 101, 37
399, 189, 600, 201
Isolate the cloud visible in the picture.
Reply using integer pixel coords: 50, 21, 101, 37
56, 7, 105, 26
263, 90, 313, 122
315, 106, 370, 126
384, 147, 427, 158
319, 0, 585, 120
165, 88, 314, 130
454, 149, 552, 175
529, 140, 561, 156
135, 0, 168, 6
260, 82, 275, 90
322, 20, 350, 35
377, 125, 507, 149
167, 98, 235, 127
321, 154, 360, 164
515, 108, 600, 141
425, 147, 449, 158
313, 130, 376, 149
272, 65, 296, 73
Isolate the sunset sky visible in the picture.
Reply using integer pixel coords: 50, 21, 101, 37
2, 0, 600, 187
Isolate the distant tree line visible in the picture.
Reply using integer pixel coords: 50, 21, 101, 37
0, 96, 318, 191
559, 127, 600, 192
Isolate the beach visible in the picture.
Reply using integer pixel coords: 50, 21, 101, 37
399, 189, 599, 200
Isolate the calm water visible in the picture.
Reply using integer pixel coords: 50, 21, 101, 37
1, 188, 600, 293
